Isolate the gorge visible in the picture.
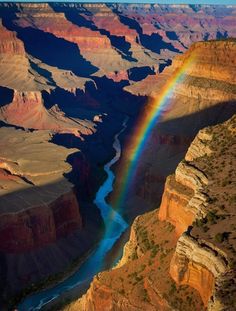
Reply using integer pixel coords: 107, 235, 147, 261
0, 3, 235, 311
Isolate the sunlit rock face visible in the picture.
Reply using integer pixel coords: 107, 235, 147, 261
0, 2, 235, 308
70, 115, 236, 311
65, 37, 236, 310
0, 90, 96, 137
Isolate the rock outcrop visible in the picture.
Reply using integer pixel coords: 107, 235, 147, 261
0, 19, 25, 55
0, 127, 86, 296
113, 39, 236, 223
168, 115, 236, 310
0, 90, 96, 137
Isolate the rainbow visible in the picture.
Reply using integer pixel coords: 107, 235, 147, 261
114, 53, 196, 210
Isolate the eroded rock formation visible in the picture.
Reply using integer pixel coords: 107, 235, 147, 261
69, 115, 236, 311
0, 3, 235, 309
64, 38, 236, 310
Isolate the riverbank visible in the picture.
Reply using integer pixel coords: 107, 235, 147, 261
9, 239, 99, 311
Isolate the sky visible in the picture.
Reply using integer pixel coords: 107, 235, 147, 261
1, 0, 236, 4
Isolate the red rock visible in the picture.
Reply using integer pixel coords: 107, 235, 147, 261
0, 21, 25, 55
0, 190, 82, 253
0, 90, 95, 137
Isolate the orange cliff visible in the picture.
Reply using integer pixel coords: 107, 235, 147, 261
126, 39, 236, 101
84, 4, 138, 43
0, 20, 25, 55
158, 175, 195, 236
160, 116, 236, 309
64, 40, 236, 311
158, 134, 214, 305
0, 128, 83, 253
0, 190, 82, 253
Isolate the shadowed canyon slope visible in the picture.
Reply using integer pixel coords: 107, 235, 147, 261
0, 2, 235, 310
113, 38, 236, 222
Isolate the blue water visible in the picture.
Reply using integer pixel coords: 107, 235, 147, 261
18, 119, 128, 311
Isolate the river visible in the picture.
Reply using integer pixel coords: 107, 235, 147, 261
18, 118, 128, 310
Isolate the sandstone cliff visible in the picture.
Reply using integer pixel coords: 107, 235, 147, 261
0, 4, 235, 309
0, 89, 96, 137
0, 128, 84, 296
169, 115, 236, 310
113, 39, 236, 223
66, 115, 235, 311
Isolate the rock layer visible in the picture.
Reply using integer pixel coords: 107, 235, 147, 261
70, 115, 236, 311
66, 39, 236, 310
0, 4, 235, 309
0, 90, 96, 137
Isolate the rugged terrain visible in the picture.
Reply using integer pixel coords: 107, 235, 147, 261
113, 38, 236, 223
67, 115, 236, 311
63, 37, 236, 310
0, 2, 235, 309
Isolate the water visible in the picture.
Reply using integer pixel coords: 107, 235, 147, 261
18, 119, 128, 310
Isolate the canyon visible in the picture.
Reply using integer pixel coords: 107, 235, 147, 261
67, 114, 236, 311
0, 2, 235, 310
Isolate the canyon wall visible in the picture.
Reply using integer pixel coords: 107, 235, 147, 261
68, 114, 236, 311
114, 39, 236, 222
0, 3, 235, 309
65, 39, 236, 310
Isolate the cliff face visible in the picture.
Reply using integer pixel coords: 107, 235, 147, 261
0, 190, 82, 253
0, 4, 235, 309
0, 90, 96, 137
126, 40, 236, 101
69, 115, 235, 311
0, 127, 97, 299
0, 20, 25, 55
114, 39, 236, 222
65, 39, 236, 310
0, 127, 81, 251
168, 115, 236, 310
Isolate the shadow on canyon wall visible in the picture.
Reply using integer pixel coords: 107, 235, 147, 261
0, 169, 104, 305
113, 99, 236, 223
1, 13, 98, 78
128, 66, 155, 81
116, 13, 180, 54
158, 100, 236, 136
0, 86, 14, 107
42, 75, 146, 121
51, 4, 137, 62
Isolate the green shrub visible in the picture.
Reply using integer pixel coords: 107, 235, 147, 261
214, 232, 229, 243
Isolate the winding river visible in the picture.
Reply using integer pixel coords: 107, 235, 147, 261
18, 119, 128, 310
